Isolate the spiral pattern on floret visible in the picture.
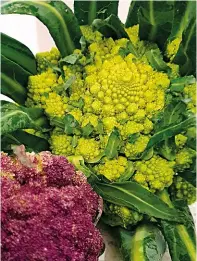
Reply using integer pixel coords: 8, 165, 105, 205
75, 138, 101, 161
50, 133, 75, 156
124, 135, 149, 158
134, 156, 175, 192
170, 176, 196, 205
175, 148, 196, 171
94, 156, 128, 181
183, 83, 196, 114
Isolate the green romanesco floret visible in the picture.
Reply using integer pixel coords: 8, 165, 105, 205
175, 147, 196, 171
183, 83, 196, 114
125, 25, 140, 46
44, 92, 67, 118
143, 118, 154, 134
103, 203, 143, 228
134, 155, 175, 192
84, 53, 170, 122
165, 38, 182, 61
36, 47, 60, 73
27, 69, 58, 106
167, 63, 180, 79
94, 156, 128, 181
80, 25, 102, 42
175, 134, 188, 148
170, 176, 196, 205
124, 135, 149, 158
75, 137, 101, 161
102, 117, 120, 134
120, 121, 144, 139
50, 132, 75, 156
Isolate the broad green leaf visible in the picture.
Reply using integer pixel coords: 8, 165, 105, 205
105, 127, 121, 159
125, 0, 142, 28
60, 54, 79, 64
1, 102, 49, 135
145, 48, 171, 73
92, 14, 129, 40
1, 55, 28, 105
74, 0, 119, 25
117, 224, 166, 261
93, 181, 184, 221
144, 116, 195, 153
159, 190, 196, 261
1, 33, 36, 75
170, 75, 196, 92
82, 123, 94, 138
119, 41, 139, 58
128, 1, 174, 50
1, 130, 49, 153
173, 17, 196, 76
1, 0, 82, 57
166, 1, 196, 65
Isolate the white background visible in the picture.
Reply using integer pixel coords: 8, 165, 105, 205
0, 1, 196, 260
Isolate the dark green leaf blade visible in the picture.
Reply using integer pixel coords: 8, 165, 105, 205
1, 102, 49, 135
105, 128, 121, 159
159, 190, 196, 261
1, 0, 82, 57
1, 33, 37, 75
1, 130, 49, 153
92, 14, 129, 39
170, 75, 196, 92
74, 0, 119, 25
133, 1, 175, 50
125, 0, 142, 28
94, 181, 184, 221
173, 17, 196, 76
117, 224, 166, 261
179, 159, 196, 187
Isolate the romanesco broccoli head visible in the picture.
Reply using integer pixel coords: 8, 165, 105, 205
75, 137, 101, 161
175, 147, 196, 172
80, 25, 102, 42
50, 131, 75, 156
124, 135, 149, 159
36, 47, 60, 73
170, 176, 196, 205
175, 134, 188, 148
94, 156, 128, 181
103, 203, 143, 228
134, 155, 175, 192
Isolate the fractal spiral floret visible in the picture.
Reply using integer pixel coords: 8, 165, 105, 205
1, 1, 196, 260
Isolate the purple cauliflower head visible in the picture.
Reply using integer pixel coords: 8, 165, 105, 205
1, 147, 103, 261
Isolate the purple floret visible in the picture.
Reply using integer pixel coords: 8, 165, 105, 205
1, 150, 103, 261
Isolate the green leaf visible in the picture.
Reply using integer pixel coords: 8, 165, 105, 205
63, 114, 79, 135
60, 54, 80, 64
173, 17, 196, 76
1, 0, 82, 57
1, 33, 36, 75
93, 181, 184, 222
1, 102, 49, 135
159, 190, 196, 261
170, 75, 196, 92
1, 55, 28, 105
128, 1, 174, 50
117, 224, 166, 261
144, 116, 195, 153
179, 159, 196, 187
128, 133, 140, 144
105, 127, 121, 160
145, 48, 171, 73
117, 161, 134, 182
92, 14, 129, 40
158, 137, 176, 161
1, 130, 49, 153
82, 123, 94, 138
74, 0, 119, 25
119, 41, 139, 58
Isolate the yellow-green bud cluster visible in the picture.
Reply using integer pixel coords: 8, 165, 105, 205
36, 47, 60, 73
175, 148, 196, 171
171, 176, 196, 205
44, 92, 67, 118
134, 156, 175, 192
165, 38, 182, 61
175, 134, 187, 148
75, 137, 101, 161
184, 83, 196, 114
94, 156, 128, 181
124, 135, 149, 158
80, 25, 102, 42
107, 204, 143, 228
50, 132, 75, 156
